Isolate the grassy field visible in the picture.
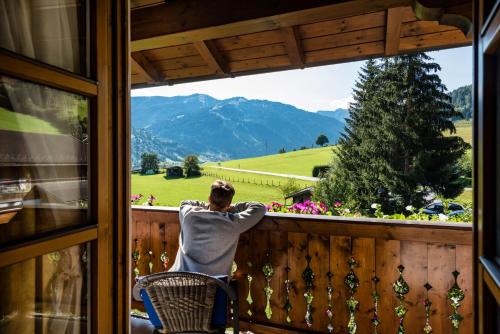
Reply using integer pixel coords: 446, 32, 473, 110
131, 173, 285, 206
204, 146, 334, 177
132, 148, 322, 206
132, 121, 473, 207
202, 168, 313, 188
0, 106, 60, 134
448, 120, 472, 145
455, 188, 472, 202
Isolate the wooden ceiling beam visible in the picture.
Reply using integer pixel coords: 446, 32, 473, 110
281, 26, 305, 68
131, 0, 414, 51
193, 40, 229, 76
131, 52, 164, 82
385, 7, 405, 55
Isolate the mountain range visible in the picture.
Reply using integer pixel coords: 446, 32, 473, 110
131, 94, 346, 167
131, 85, 471, 168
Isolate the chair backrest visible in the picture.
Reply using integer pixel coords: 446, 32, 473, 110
136, 272, 235, 333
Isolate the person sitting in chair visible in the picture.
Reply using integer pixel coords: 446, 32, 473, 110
170, 179, 266, 276
133, 180, 266, 300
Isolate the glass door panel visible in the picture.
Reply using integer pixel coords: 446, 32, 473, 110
0, 74, 89, 247
0, 242, 90, 333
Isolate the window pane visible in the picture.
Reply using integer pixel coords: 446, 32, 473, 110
0, 0, 89, 76
0, 75, 89, 246
0, 243, 90, 333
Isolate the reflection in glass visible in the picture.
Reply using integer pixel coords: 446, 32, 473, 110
0, 75, 89, 246
0, 0, 89, 76
0, 243, 90, 333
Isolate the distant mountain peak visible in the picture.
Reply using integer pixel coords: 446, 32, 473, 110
316, 108, 349, 123
131, 94, 345, 167
223, 96, 248, 104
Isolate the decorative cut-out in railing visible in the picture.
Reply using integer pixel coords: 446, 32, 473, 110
262, 252, 275, 319
246, 261, 254, 317
447, 270, 465, 334
302, 254, 315, 327
132, 239, 140, 278
284, 266, 292, 324
371, 276, 381, 334
81, 245, 88, 264
326, 271, 334, 333
393, 265, 410, 334
160, 241, 169, 271
423, 282, 433, 334
345, 257, 360, 334
231, 261, 238, 277
48, 251, 61, 263
148, 249, 153, 274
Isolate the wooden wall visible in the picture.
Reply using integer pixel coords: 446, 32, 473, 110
131, 207, 473, 334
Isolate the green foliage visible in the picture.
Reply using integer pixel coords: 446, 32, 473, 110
183, 155, 202, 177
456, 149, 472, 186
279, 178, 301, 197
316, 55, 470, 213
451, 85, 472, 120
140, 152, 160, 174
312, 165, 330, 177
316, 134, 329, 146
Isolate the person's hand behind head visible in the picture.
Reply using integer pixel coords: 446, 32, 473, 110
208, 180, 235, 212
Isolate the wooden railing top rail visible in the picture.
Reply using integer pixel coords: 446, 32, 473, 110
131, 206, 472, 245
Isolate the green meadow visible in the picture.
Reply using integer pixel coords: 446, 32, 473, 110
204, 146, 334, 176
132, 122, 473, 207
131, 173, 286, 206
131, 148, 329, 206
0, 106, 61, 134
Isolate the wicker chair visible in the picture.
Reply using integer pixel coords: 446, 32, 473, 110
136, 272, 239, 334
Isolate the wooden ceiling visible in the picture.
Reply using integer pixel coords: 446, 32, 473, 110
130, 0, 472, 87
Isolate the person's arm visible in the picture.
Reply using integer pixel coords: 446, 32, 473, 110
180, 200, 208, 208
229, 202, 267, 233
179, 200, 208, 221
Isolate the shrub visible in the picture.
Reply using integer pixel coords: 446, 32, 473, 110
316, 134, 329, 146
279, 179, 301, 197
140, 152, 159, 174
312, 165, 330, 177
183, 155, 201, 177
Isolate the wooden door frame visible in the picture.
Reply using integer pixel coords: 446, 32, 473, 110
0, 0, 130, 333
474, 1, 500, 333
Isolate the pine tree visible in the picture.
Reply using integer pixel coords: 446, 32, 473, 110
315, 54, 469, 213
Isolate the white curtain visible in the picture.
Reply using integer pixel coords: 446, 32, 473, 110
0, 1, 87, 333
0, 0, 82, 73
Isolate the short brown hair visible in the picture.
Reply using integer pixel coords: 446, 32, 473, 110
210, 180, 235, 208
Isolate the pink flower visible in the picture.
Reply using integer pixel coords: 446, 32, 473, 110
131, 194, 143, 201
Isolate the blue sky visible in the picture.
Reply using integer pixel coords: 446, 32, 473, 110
132, 46, 472, 112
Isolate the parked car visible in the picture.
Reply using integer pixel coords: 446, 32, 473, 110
422, 202, 464, 216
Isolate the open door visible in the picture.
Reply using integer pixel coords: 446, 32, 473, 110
474, 0, 500, 333
0, 0, 130, 333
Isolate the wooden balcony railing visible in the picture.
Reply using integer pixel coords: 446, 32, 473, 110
131, 206, 473, 334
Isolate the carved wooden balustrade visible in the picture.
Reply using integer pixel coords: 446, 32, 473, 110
131, 206, 473, 334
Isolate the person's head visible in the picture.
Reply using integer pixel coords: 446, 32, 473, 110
208, 180, 235, 211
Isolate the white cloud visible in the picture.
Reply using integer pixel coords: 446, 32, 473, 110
329, 96, 354, 110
